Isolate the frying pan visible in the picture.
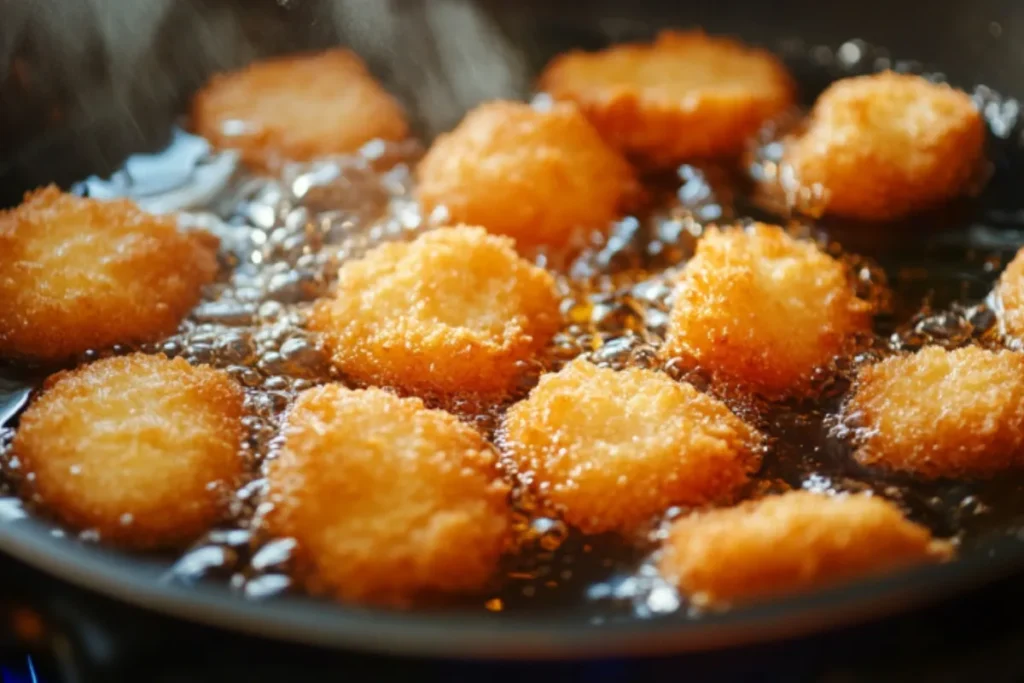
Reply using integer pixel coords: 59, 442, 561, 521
2, 0, 1024, 677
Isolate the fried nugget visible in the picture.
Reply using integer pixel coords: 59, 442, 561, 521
500, 359, 761, 535
659, 491, 952, 607
997, 246, 1024, 339
416, 101, 637, 248
191, 49, 409, 169
847, 346, 1024, 479
539, 30, 795, 166
310, 225, 561, 398
265, 384, 509, 606
784, 72, 985, 221
661, 223, 871, 399
0, 186, 219, 363
13, 354, 245, 549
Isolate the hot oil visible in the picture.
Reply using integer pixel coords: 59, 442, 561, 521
2, 39, 1024, 620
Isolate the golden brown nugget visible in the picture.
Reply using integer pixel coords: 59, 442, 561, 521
191, 49, 409, 169
659, 491, 952, 607
310, 226, 561, 397
265, 385, 510, 606
662, 223, 871, 399
784, 72, 985, 221
997, 246, 1024, 339
13, 354, 245, 549
539, 30, 795, 166
501, 359, 762, 535
848, 346, 1024, 479
0, 186, 219, 363
416, 101, 637, 248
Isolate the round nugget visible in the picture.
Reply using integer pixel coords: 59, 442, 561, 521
661, 223, 871, 399
847, 346, 1024, 479
659, 491, 952, 607
13, 354, 245, 549
784, 72, 985, 221
539, 30, 795, 166
501, 359, 762, 535
191, 49, 409, 169
0, 187, 219, 363
416, 100, 637, 248
997, 246, 1024, 339
310, 225, 561, 397
265, 384, 510, 606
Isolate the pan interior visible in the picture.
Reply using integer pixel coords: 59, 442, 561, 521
1, 3, 1024, 647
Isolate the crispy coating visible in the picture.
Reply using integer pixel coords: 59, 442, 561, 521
191, 49, 409, 169
784, 72, 985, 221
13, 354, 245, 549
847, 346, 1024, 479
265, 385, 510, 606
997, 246, 1024, 339
310, 226, 561, 397
501, 359, 762, 535
416, 100, 637, 248
661, 223, 871, 399
539, 30, 796, 166
659, 491, 952, 607
0, 186, 219, 363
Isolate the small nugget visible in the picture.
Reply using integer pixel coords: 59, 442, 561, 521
13, 354, 245, 549
659, 491, 952, 607
0, 187, 219, 362
501, 359, 762, 535
996, 246, 1024, 339
310, 226, 561, 397
847, 346, 1024, 479
539, 30, 795, 166
784, 72, 985, 221
265, 385, 510, 606
191, 49, 409, 169
661, 223, 871, 399
416, 101, 637, 248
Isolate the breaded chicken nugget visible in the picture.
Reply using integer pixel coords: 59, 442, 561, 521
659, 491, 952, 607
501, 359, 762, 535
997, 246, 1024, 339
310, 226, 561, 397
13, 354, 245, 549
0, 187, 219, 363
539, 30, 795, 166
847, 346, 1024, 479
661, 223, 871, 399
416, 101, 637, 248
265, 385, 509, 606
191, 49, 409, 169
784, 72, 985, 221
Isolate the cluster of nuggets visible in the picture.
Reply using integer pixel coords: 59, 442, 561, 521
2, 32, 1022, 611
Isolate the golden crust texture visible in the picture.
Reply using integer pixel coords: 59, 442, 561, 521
13, 354, 245, 549
659, 491, 952, 607
847, 346, 1024, 479
784, 72, 985, 221
416, 100, 637, 248
501, 359, 762, 535
191, 49, 409, 169
661, 223, 871, 399
539, 30, 796, 166
310, 225, 562, 398
265, 384, 510, 606
0, 186, 219, 363
997, 246, 1024, 339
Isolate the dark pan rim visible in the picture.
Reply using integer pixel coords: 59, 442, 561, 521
1, 515, 1022, 658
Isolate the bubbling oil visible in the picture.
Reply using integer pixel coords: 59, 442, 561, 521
1, 39, 1024, 619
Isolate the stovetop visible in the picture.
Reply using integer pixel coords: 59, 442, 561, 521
1, 553, 1022, 683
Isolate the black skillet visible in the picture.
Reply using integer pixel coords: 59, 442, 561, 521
2, 0, 1024, 678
